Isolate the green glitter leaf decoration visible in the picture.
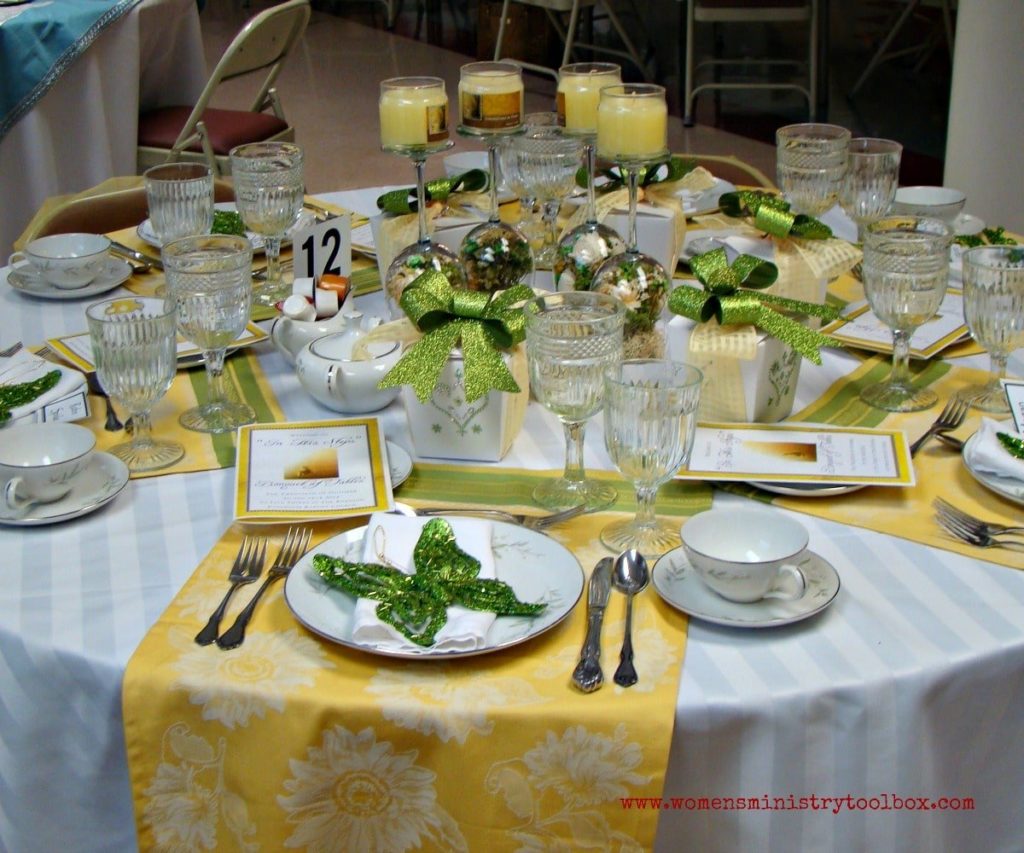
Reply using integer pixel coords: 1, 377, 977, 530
0, 370, 61, 424
996, 432, 1024, 460
312, 518, 546, 647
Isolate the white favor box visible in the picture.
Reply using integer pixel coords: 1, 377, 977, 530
600, 202, 678, 273
370, 212, 483, 281
402, 347, 528, 462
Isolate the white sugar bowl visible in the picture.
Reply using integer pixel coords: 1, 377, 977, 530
295, 330, 401, 413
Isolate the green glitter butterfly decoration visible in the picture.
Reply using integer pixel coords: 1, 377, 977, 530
312, 518, 546, 647
996, 432, 1024, 460
0, 370, 60, 424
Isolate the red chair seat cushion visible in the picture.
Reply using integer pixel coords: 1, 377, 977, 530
138, 107, 289, 154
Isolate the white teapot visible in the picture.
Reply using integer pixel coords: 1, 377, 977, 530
270, 309, 352, 365
295, 327, 401, 413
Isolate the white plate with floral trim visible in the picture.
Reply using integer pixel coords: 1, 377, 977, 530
652, 546, 840, 629
6, 258, 132, 300
0, 452, 128, 526
962, 430, 1024, 507
386, 441, 412, 488
284, 520, 584, 658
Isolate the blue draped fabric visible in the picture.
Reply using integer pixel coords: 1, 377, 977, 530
0, 0, 143, 142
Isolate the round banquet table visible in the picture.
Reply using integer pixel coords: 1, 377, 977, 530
0, 191, 1023, 852
0, 0, 207, 256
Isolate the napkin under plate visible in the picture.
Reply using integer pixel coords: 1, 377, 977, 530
0, 348, 87, 425
353, 512, 497, 653
967, 418, 1024, 481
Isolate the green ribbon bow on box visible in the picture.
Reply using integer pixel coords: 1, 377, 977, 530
668, 247, 840, 364
579, 155, 695, 193
719, 189, 833, 240
376, 169, 489, 215
378, 269, 534, 403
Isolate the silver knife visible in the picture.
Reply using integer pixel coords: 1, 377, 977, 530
110, 241, 163, 271
571, 557, 613, 693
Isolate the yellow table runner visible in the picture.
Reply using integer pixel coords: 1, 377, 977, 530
123, 475, 710, 850
731, 354, 1024, 570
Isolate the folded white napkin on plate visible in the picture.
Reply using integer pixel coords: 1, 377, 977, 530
352, 512, 497, 653
0, 349, 87, 425
968, 418, 1024, 481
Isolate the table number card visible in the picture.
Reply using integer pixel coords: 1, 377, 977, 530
1002, 380, 1024, 434
234, 419, 394, 522
677, 422, 915, 486
292, 213, 352, 281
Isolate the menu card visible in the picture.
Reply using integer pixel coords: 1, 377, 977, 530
677, 422, 915, 486
234, 419, 394, 523
46, 322, 268, 372
821, 290, 967, 359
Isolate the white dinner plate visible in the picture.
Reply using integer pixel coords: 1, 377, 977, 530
136, 203, 315, 251
386, 440, 412, 488
284, 519, 584, 658
748, 481, 867, 497
0, 452, 129, 526
962, 430, 1024, 506
652, 546, 840, 629
680, 177, 737, 217
6, 258, 132, 300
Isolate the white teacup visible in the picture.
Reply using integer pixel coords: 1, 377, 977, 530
295, 330, 401, 413
891, 186, 966, 227
0, 423, 95, 515
681, 508, 808, 603
8, 233, 111, 289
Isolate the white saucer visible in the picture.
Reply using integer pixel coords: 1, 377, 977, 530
0, 451, 129, 526
748, 481, 866, 497
680, 177, 737, 217
962, 430, 1024, 507
954, 213, 985, 236
6, 258, 132, 300
137, 204, 316, 251
652, 546, 840, 629
386, 440, 412, 488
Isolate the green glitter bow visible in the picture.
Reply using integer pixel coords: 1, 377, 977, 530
378, 269, 534, 403
376, 169, 489, 215
997, 432, 1024, 460
719, 190, 833, 240
668, 247, 840, 364
312, 518, 545, 647
0, 370, 61, 423
580, 155, 695, 193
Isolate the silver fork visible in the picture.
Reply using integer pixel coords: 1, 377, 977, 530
194, 536, 267, 646
934, 498, 1024, 538
216, 526, 313, 649
909, 395, 973, 456
0, 341, 23, 358
403, 503, 588, 531
933, 505, 1024, 551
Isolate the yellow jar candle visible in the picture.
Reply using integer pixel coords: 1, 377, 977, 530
458, 61, 523, 132
379, 77, 449, 150
596, 83, 668, 163
557, 62, 621, 135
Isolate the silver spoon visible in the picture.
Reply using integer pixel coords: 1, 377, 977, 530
612, 549, 650, 688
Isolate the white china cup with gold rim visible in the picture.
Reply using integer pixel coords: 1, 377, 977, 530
680, 508, 808, 603
8, 233, 111, 289
0, 423, 96, 515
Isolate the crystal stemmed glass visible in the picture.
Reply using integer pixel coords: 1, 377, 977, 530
379, 76, 466, 314
86, 296, 184, 472
602, 360, 703, 557
457, 61, 533, 291
860, 216, 954, 412
510, 126, 582, 268
229, 141, 304, 307
961, 246, 1024, 413
776, 123, 851, 215
839, 138, 903, 241
143, 162, 214, 245
554, 62, 625, 294
163, 235, 256, 433
591, 83, 671, 354
524, 291, 626, 510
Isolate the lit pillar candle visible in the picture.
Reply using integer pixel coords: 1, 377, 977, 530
596, 84, 668, 162
379, 77, 449, 149
557, 62, 621, 134
458, 61, 523, 131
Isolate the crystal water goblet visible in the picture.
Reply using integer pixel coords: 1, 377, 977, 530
776, 123, 851, 215
554, 62, 625, 294
86, 296, 184, 472
524, 291, 626, 510
961, 245, 1024, 413
229, 141, 304, 307
163, 235, 256, 433
839, 138, 902, 241
591, 83, 671, 355
602, 360, 703, 557
860, 216, 953, 412
457, 61, 532, 291
379, 76, 466, 314
143, 162, 214, 245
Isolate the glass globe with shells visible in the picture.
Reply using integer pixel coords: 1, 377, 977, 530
553, 223, 626, 293
590, 253, 669, 358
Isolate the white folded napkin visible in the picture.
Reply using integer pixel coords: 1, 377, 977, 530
352, 512, 497, 653
967, 418, 1024, 481
0, 349, 87, 426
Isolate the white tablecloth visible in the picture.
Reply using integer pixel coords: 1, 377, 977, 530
0, 0, 206, 256
1, 192, 1023, 851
